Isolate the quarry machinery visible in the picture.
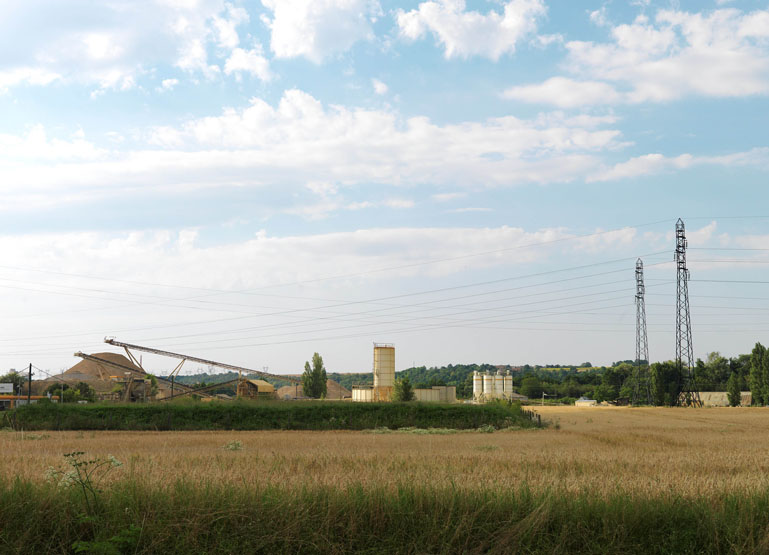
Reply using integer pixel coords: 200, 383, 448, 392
74, 351, 209, 401
103, 338, 301, 398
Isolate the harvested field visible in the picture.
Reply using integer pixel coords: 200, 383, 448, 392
4, 406, 769, 496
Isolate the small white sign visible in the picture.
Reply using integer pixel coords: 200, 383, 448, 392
0, 383, 13, 394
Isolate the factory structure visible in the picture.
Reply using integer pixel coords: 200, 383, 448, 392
472, 369, 526, 402
352, 343, 456, 403
14, 338, 461, 406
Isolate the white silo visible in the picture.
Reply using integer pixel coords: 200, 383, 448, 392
373, 343, 395, 401
482, 372, 495, 400
473, 371, 483, 400
504, 371, 513, 398
495, 371, 505, 398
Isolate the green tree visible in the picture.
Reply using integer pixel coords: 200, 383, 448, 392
519, 376, 543, 400
727, 372, 741, 407
392, 376, 415, 401
650, 361, 680, 406
749, 343, 766, 405
302, 352, 327, 399
74, 382, 96, 402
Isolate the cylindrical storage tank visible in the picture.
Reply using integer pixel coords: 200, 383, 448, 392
504, 372, 513, 398
495, 372, 505, 397
373, 344, 395, 389
473, 371, 483, 399
483, 373, 494, 399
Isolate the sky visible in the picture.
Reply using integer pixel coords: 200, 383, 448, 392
1, 0, 768, 378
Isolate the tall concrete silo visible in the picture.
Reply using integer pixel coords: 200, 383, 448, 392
504, 371, 513, 399
373, 343, 395, 401
473, 371, 483, 400
495, 371, 505, 398
482, 372, 494, 400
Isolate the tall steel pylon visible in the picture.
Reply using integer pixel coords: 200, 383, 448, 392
674, 218, 701, 407
633, 258, 652, 405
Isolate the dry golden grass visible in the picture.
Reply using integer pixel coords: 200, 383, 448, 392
4, 406, 769, 497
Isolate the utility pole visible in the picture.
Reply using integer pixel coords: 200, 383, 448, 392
633, 259, 652, 405
675, 219, 701, 407
27, 363, 32, 404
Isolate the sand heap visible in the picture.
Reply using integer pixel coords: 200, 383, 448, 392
276, 380, 351, 400
33, 352, 145, 394
34, 352, 183, 399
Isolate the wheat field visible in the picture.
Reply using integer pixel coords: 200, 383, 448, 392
5, 406, 769, 497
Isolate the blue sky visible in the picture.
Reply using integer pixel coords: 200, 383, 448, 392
0, 0, 768, 376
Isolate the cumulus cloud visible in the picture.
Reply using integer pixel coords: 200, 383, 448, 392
506, 7, 769, 106
0, 0, 254, 94
372, 78, 388, 95
0, 89, 632, 211
397, 0, 546, 60
503, 77, 622, 108
261, 0, 382, 63
224, 46, 272, 80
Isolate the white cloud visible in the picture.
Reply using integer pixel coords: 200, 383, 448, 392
397, 0, 546, 60
0, 225, 584, 297
261, 0, 382, 63
589, 148, 769, 181
212, 3, 249, 49
687, 221, 717, 246
306, 181, 339, 196
224, 46, 272, 80
503, 77, 622, 107
432, 192, 466, 202
0, 90, 630, 209
0, 67, 61, 93
0, 1, 254, 94
448, 207, 492, 213
507, 7, 769, 106
383, 199, 415, 209
372, 78, 388, 95
589, 7, 609, 27
158, 78, 180, 92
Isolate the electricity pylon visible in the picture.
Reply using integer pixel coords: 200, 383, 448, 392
633, 258, 652, 405
674, 219, 701, 407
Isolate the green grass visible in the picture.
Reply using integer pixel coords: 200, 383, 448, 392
2, 479, 769, 554
3, 400, 537, 431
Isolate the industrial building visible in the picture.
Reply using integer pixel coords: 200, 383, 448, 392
353, 344, 457, 403
472, 370, 526, 402
352, 343, 395, 402
236, 379, 276, 400
0, 395, 59, 410
413, 386, 457, 403
276, 380, 351, 400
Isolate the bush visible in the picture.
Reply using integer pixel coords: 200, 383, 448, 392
8, 401, 538, 431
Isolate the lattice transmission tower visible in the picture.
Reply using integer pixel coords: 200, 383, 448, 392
633, 258, 652, 405
674, 218, 701, 407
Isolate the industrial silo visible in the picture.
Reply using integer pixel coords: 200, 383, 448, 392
495, 371, 505, 398
373, 343, 395, 401
504, 371, 513, 399
482, 372, 494, 400
473, 371, 483, 400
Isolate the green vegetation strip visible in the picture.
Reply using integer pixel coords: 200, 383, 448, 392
3, 401, 536, 431
2, 480, 769, 554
